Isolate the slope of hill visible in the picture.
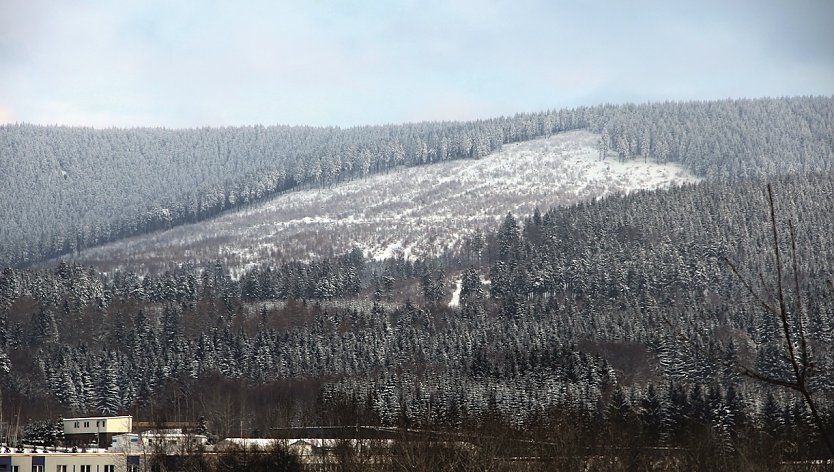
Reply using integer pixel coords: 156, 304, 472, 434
4, 96, 833, 267
4, 171, 834, 463
64, 130, 698, 271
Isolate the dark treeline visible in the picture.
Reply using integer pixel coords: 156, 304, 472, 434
2, 96, 833, 267
1, 172, 833, 466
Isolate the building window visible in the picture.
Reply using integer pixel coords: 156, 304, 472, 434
127, 466, 139, 472
32, 466, 43, 472
83, 421, 90, 428
103, 466, 115, 472
56, 467, 67, 472
12, 466, 19, 472
80, 466, 91, 472
74, 422, 80, 428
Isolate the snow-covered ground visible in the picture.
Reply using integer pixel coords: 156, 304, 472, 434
448, 276, 490, 308
449, 279, 463, 307
67, 130, 699, 271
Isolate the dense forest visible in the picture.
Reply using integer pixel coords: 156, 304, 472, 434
1, 171, 833, 466
2, 96, 833, 267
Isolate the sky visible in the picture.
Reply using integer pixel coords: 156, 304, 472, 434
1, 0, 833, 128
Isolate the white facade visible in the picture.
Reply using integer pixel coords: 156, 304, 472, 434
63, 416, 132, 436
0, 452, 134, 472
110, 430, 208, 455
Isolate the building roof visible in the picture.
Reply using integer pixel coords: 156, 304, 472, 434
215, 438, 277, 449
63, 416, 132, 422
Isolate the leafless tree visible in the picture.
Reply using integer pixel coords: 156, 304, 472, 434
723, 184, 833, 458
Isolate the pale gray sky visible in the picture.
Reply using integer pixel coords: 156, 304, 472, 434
1, 0, 832, 127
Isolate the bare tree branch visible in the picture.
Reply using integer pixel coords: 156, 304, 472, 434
721, 256, 779, 317
723, 184, 833, 458
766, 185, 803, 385
788, 219, 809, 381
739, 366, 800, 392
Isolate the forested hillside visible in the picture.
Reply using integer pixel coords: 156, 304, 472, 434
64, 130, 698, 272
1, 172, 832, 463
2, 96, 832, 267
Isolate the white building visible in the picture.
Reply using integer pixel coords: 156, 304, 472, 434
0, 452, 138, 472
110, 430, 208, 455
63, 416, 133, 449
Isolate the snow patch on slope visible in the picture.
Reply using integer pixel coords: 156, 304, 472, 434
449, 278, 462, 308
68, 130, 699, 271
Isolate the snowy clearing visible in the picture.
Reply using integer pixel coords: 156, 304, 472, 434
66, 130, 699, 271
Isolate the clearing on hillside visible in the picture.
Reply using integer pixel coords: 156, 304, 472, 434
66, 130, 699, 271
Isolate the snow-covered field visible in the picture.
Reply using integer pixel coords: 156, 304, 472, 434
67, 130, 699, 271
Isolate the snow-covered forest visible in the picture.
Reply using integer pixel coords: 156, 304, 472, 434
0, 95, 832, 468
64, 130, 698, 272
1, 169, 833, 463
2, 96, 833, 268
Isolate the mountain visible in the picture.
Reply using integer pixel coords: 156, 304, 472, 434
62, 130, 698, 272
2, 96, 834, 464
1, 171, 832, 462
3, 96, 833, 267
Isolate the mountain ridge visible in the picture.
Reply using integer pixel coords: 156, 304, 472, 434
4, 96, 833, 267
60, 130, 699, 272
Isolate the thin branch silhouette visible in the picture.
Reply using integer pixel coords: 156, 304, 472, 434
723, 184, 833, 457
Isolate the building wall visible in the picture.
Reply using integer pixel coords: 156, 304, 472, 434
64, 432, 119, 449
63, 417, 132, 435
111, 432, 208, 455
0, 454, 31, 470
0, 453, 131, 472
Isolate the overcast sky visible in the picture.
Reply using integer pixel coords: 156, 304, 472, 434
1, 0, 833, 128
